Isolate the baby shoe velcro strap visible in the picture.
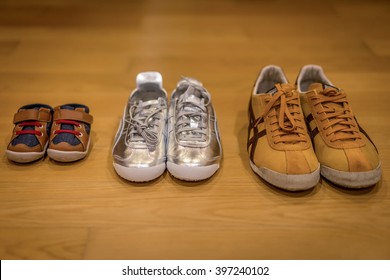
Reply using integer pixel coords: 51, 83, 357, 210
53, 109, 94, 124
13, 108, 52, 124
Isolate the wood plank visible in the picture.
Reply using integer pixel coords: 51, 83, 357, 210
85, 226, 390, 259
0, 40, 19, 55
0, 228, 88, 259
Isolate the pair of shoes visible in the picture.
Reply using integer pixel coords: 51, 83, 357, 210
113, 72, 222, 182
6, 103, 93, 163
248, 65, 381, 191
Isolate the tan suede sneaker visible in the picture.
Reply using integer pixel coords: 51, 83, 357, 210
296, 65, 382, 188
248, 65, 320, 191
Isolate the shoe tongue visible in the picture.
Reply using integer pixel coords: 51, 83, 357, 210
137, 99, 160, 116
266, 83, 293, 95
178, 77, 203, 87
308, 82, 337, 92
178, 77, 209, 104
308, 82, 325, 92
61, 105, 87, 113
266, 86, 279, 95
61, 105, 76, 110
141, 99, 159, 106
183, 85, 204, 108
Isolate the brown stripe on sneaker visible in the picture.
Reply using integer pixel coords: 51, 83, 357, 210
256, 129, 266, 139
247, 111, 266, 160
247, 98, 268, 161
247, 126, 257, 150
247, 99, 256, 151
311, 127, 319, 139
306, 113, 314, 123
304, 113, 319, 138
248, 129, 266, 161
304, 113, 319, 150
248, 100, 264, 126
248, 129, 266, 146
306, 127, 319, 151
247, 99, 264, 149
248, 123, 258, 161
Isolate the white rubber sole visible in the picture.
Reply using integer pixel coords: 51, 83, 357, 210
6, 149, 45, 163
249, 161, 320, 191
47, 139, 90, 162
167, 161, 219, 181
113, 162, 166, 182
47, 149, 88, 162
321, 163, 382, 188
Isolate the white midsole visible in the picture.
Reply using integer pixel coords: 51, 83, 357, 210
167, 161, 219, 181
6, 149, 45, 163
113, 162, 166, 182
6, 142, 48, 163
249, 161, 320, 191
321, 163, 382, 188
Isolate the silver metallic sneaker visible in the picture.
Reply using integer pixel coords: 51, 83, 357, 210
167, 77, 222, 181
113, 72, 168, 182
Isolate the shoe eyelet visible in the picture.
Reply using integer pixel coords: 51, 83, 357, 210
78, 132, 83, 137
39, 132, 43, 137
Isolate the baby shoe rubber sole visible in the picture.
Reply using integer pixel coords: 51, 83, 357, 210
47, 104, 93, 162
47, 140, 91, 162
6, 104, 53, 163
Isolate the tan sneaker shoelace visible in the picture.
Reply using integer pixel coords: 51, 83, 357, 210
310, 87, 361, 142
255, 84, 307, 144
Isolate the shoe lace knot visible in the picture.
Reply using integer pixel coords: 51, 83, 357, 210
255, 83, 307, 144
125, 99, 165, 151
311, 87, 361, 142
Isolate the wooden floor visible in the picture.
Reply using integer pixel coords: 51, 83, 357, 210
0, 0, 389, 260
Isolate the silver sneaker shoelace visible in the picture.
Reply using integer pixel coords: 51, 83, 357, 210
125, 99, 166, 150
175, 85, 209, 142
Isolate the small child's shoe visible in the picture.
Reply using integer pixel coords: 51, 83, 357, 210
47, 104, 93, 162
6, 104, 53, 163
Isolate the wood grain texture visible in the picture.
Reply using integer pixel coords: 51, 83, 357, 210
0, 0, 389, 260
